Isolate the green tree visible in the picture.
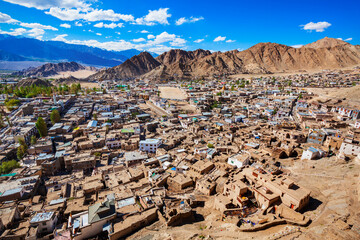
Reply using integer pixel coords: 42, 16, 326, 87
207, 143, 214, 148
17, 138, 28, 160
93, 113, 98, 121
17, 145, 26, 160
50, 109, 61, 124
5, 99, 20, 111
0, 113, 4, 128
35, 117, 48, 137
30, 135, 37, 145
0, 160, 20, 174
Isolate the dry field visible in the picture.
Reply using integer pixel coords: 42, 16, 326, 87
46, 70, 97, 79
159, 87, 188, 100
307, 85, 360, 108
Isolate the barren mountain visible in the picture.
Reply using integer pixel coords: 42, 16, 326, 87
88, 52, 160, 80
16, 78, 52, 87
13, 62, 91, 77
303, 37, 350, 49
89, 37, 360, 80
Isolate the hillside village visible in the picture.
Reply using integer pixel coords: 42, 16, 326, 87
0, 67, 359, 240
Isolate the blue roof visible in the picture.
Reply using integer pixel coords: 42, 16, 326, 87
87, 120, 98, 128
1, 187, 23, 196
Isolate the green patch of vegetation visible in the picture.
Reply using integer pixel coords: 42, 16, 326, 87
0, 160, 20, 174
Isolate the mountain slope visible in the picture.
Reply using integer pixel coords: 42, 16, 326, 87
13, 62, 96, 77
0, 49, 30, 61
88, 37, 360, 80
0, 34, 143, 67
88, 52, 161, 80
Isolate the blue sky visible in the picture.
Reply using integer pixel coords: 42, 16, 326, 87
0, 0, 358, 54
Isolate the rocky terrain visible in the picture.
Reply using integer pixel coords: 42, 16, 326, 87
88, 52, 161, 80
13, 62, 96, 78
16, 78, 52, 87
88, 37, 360, 80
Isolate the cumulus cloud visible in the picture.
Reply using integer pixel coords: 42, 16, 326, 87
301, 21, 331, 32
132, 38, 146, 42
0, 12, 18, 23
214, 36, 226, 42
149, 31, 186, 47
140, 30, 149, 33
2, 0, 90, 10
194, 39, 204, 43
147, 34, 155, 39
60, 23, 71, 28
27, 28, 45, 39
134, 8, 171, 26
46, 8, 134, 22
74, 22, 83, 27
226, 39, 235, 43
94, 22, 123, 29
175, 16, 204, 25
0, 27, 27, 36
52, 34, 68, 41
19, 22, 58, 30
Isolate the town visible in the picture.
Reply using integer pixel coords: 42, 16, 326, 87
0, 68, 360, 240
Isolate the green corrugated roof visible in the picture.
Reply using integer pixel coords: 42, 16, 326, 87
121, 128, 135, 133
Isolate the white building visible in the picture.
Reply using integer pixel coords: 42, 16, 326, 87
339, 140, 360, 156
139, 139, 162, 153
30, 211, 58, 234
301, 147, 324, 160
227, 152, 251, 168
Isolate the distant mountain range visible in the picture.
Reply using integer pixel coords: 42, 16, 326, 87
13, 62, 97, 78
0, 34, 157, 69
87, 37, 360, 80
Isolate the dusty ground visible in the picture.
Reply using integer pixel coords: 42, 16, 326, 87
306, 85, 360, 108
159, 87, 188, 100
46, 70, 97, 79
127, 156, 360, 240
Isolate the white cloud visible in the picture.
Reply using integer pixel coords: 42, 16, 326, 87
291, 44, 303, 48
140, 30, 149, 33
134, 8, 171, 26
214, 36, 226, 42
96, 33, 102, 36
150, 31, 186, 46
147, 45, 173, 54
27, 28, 45, 40
226, 39, 235, 43
0, 12, 18, 23
60, 23, 71, 28
194, 39, 204, 43
52, 34, 68, 41
170, 37, 186, 46
3, 0, 90, 10
94, 22, 123, 29
65, 38, 136, 51
115, 32, 121, 35
147, 34, 155, 39
0, 27, 27, 36
20, 22, 58, 30
46, 8, 134, 22
301, 21, 331, 32
345, 37, 352, 41
74, 22, 83, 27
175, 16, 204, 25
132, 38, 146, 42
